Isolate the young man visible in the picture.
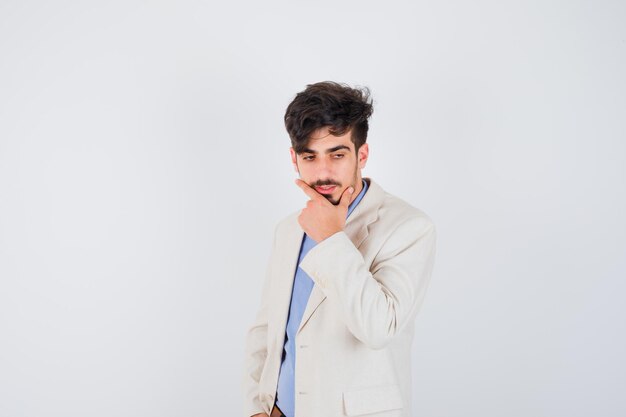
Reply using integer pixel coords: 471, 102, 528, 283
242, 82, 437, 417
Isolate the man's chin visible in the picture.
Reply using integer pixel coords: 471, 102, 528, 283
322, 193, 340, 205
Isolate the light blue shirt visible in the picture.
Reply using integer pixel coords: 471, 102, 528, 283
275, 179, 369, 417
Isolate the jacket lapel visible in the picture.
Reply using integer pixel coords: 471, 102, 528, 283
272, 220, 305, 348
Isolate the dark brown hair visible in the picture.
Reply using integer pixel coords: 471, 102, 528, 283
284, 81, 374, 154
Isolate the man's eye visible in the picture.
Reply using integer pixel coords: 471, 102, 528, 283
333, 154, 345, 158
303, 156, 314, 161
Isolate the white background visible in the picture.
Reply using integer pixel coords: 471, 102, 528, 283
0, 1, 624, 416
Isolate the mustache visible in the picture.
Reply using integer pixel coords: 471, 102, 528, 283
313, 180, 340, 187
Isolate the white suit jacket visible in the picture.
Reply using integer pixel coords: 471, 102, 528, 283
242, 177, 437, 417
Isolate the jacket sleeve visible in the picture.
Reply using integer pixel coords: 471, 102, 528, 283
298, 216, 436, 350
242, 226, 278, 417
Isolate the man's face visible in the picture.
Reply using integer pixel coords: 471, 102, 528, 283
290, 126, 369, 206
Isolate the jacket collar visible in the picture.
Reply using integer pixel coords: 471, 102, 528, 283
342, 176, 385, 249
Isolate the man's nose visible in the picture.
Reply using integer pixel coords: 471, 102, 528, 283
316, 157, 333, 176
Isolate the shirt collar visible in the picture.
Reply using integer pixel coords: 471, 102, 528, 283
346, 178, 368, 218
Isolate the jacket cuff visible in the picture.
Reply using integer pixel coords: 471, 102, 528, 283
298, 230, 361, 292
243, 401, 266, 417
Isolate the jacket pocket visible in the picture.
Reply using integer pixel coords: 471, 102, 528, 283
342, 384, 404, 416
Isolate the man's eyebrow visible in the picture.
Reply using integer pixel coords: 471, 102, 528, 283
300, 145, 351, 155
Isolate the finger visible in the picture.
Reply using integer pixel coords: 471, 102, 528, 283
294, 178, 326, 202
339, 186, 354, 208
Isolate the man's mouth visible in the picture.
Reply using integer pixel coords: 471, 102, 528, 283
315, 185, 337, 194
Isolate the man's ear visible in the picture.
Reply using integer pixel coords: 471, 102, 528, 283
289, 147, 299, 173
357, 143, 369, 169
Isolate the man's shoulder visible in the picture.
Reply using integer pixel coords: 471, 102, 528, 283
271, 208, 301, 237
380, 192, 433, 223
378, 189, 435, 231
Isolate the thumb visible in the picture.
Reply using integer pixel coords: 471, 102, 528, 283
339, 185, 354, 208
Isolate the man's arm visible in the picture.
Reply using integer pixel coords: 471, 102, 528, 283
299, 216, 436, 350
242, 226, 278, 417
